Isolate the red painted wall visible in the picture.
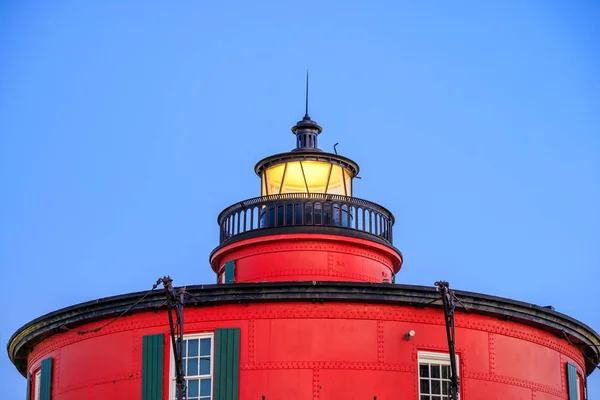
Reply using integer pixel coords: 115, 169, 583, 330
211, 234, 403, 283
27, 302, 585, 399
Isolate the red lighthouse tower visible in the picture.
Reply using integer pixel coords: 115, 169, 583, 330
7, 90, 600, 400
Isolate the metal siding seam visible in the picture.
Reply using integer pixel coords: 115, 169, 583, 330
232, 329, 240, 399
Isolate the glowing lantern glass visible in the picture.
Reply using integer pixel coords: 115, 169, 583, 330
261, 160, 352, 196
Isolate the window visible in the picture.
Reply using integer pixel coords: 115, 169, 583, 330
261, 161, 353, 196
222, 260, 235, 284
418, 351, 459, 400
34, 370, 41, 400
171, 334, 214, 400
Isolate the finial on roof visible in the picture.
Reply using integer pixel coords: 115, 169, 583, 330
305, 69, 310, 119
291, 70, 322, 152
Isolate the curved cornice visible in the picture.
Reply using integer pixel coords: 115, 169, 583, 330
7, 282, 600, 376
254, 151, 360, 177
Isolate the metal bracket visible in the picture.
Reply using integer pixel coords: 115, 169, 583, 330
160, 276, 187, 400
435, 281, 460, 400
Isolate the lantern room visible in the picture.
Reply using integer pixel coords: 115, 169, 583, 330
255, 115, 359, 197
256, 155, 358, 197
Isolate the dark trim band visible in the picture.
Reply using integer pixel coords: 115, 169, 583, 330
209, 226, 403, 262
7, 281, 600, 376
254, 151, 360, 177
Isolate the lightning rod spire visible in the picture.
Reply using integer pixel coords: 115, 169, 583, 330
305, 69, 309, 119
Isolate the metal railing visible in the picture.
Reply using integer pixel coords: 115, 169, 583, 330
218, 193, 395, 245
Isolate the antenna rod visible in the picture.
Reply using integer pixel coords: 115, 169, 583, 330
305, 69, 309, 118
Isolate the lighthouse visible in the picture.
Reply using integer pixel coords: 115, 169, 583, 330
7, 93, 600, 400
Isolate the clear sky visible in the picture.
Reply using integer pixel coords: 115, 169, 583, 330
1, 0, 598, 397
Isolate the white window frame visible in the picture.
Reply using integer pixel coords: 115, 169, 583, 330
418, 351, 460, 400
576, 374, 582, 400
169, 333, 215, 400
34, 370, 41, 400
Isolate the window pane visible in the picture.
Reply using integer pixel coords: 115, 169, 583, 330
187, 358, 199, 376
280, 162, 306, 193
187, 379, 199, 397
344, 169, 352, 196
432, 380, 441, 394
419, 363, 429, 378
200, 379, 212, 396
442, 365, 449, 379
200, 358, 211, 375
420, 379, 430, 394
265, 164, 286, 195
301, 161, 331, 193
421, 396, 430, 400
442, 381, 449, 395
182, 340, 187, 356
313, 202, 322, 224
188, 339, 199, 357
200, 338, 211, 356
431, 365, 441, 378
326, 166, 345, 195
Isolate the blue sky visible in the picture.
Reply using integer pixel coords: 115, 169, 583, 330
1, 0, 598, 397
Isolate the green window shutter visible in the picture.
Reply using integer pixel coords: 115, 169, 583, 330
214, 328, 240, 400
566, 362, 578, 400
40, 357, 52, 400
25, 372, 31, 400
224, 260, 235, 284
142, 334, 164, 400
